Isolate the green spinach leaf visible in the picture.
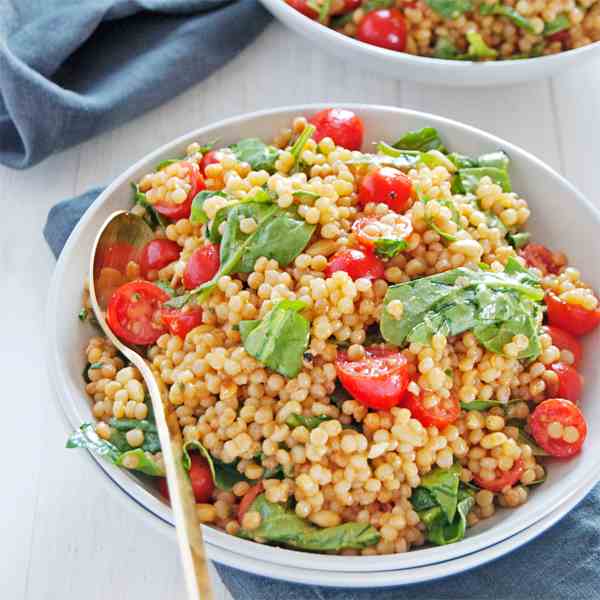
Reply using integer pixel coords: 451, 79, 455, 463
393, 127, 447, 153
419, 464, 460, 522
230, 138, 279, 172
433, 37, 460, 59
191, 190, 227, 225
457, 167, 512, 194
132, 183, 168, 231
543, 14, 570, 36
286, 413, 332, 430
374, 237, 408, 259
465, 31, 498, 59
425, 0, 473, 19
419, 488, 474, 545
507, 232, 531, 249
290, 124, 316, 172
479, 4, 536, 33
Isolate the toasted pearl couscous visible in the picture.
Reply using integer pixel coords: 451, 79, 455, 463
285, 0, 600, 61
69, 107, 596, 556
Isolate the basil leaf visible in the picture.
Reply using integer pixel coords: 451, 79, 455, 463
419, 464, 461, 522
460, 399, 507, 411
240, 300, 310, 378
425, 0, 472, 19
543, 14, 570, 36
240, 495, 380, 551
66, 423, 164, 476
286, 413, 331, 430
374, 237, 408, 259
393, 127, 446, 153
465, 31, 498, 59
108, 418, 161, 453
420, 488, 474, 545
479, 4, 537, 34
230, 138, 279, 172
191, 190, 226, 225
410, 487, 439, 512
507, 232, 531, 249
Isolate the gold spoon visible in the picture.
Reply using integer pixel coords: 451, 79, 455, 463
89, 210, 214, 600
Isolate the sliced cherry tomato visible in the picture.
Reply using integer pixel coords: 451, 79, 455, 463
308, 108, 364, 151
106, 281, 169, 345
545, 325, 583, 366
325, 247, 385, 280
473, 458, 524, 493
140, 239, 181, 278
357, 9, 407, 52
158, 454, 215, 503
154, 161, 204, 221
358, 167, 413, 212
332, 0, 361, 14
94, 241, 137, 277
183, 244, 221, 290
550, 362, 583, 404
548, 30, 571, 45
199, 149, 225, 175
530, 398, 587, 458
238, 482, 264, 521
161, 306, 203, 339
519, 243, 561, 274
404, 390, 460, 429
352, 215, 412, 248
545, 292, 600, 336
336, 347, 409, 410
286, 0, 318, 18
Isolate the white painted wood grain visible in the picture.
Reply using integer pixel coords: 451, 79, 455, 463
0, 20, 595, 600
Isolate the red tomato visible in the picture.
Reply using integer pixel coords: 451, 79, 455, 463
473, 458, 524, 493
332, 0, 361, 14
357, 9, 407, 52
140, 239, 181, 278
106, 281, 169, 345
336, 347, 409, 410
548, 30, 571, 45
161, 306, 203, 339
199, 149, 225, 175
519, 243, 561, 274
550, 363, 583, 404
154, 161, 205, 221
308, 108, 364, 151
404, 390, 460, 429
158, 455, 215, 503
530, 398, 587, 458
358, 167, 413, 212
94, 241, 137, 277
352, 215, 412, 248
545, 292, 600, 336
183, 244, 221, 290
238, 482, 264, 522
545, 325, 583, 366
325, 248, 385, 280
286, 0, 318, 18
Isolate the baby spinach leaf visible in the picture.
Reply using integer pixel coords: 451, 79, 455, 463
351, 145, 421, 170
433, 37, 460, 59
132, 183, 168, 231
290, 124, 316, 172
425, 0, 472, 19
230, 138, 279, 172
479, 4, 536, 33
419, 488, 474, 545
410, 487, 439, 512
191, 190, 226, 225
507, 232, 531, 249
108, 418, 161, 454
477, 150, 510, 170
543, 14, 570, 36
457, 167, 512, 194
374, 237, 408, 259
240, 300, 310, 378
155, 158, 180, 171
392, 127, 447, 153
513, 425, 550, 456
286, 413, 332, 430
240, 495, 380, 551
460, 399, 507, 411
66, 423, 164, 476
419, 464, 460, 522
464, 31, 498, 59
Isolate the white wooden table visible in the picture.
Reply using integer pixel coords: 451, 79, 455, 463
2, 22, 599, 600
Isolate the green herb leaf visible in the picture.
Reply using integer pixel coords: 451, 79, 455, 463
108, 418, 161, 453
351, 145, 421, 170
419, 488, 474, 545
433, 37, 460, 59
78, 308, 88, 321
361, 0, 394, 12
66, 423, 164, 476
425, 0, 473, 19
543, 14, 570, 36
507, 232, 531, 249
230, 138, 279, 172
374, 237, 408, 259
460, 399, 508, 411
419, 464, 461, 523
392, 127, 446, 153
286, 413, 331, 430
155, 158, 180, 171
132, 183, 168, 231
240, 495, 380, 551
290, 124, 316, 171
479, 4, 537, 33
191, 190, 226, 225
240, 300, 310, 378
457, 167, 512, 194
465, 31, 498, 59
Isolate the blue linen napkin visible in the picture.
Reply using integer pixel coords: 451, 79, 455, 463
0, 0, 270, 169
44, 189, 600, 600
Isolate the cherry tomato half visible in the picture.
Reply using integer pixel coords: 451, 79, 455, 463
154, 161, 205, 221
199, 149, 225, 176
106, 281, 169, 345
183, 244, 221, 290
161, 306, 203, 339
545, 325, 583, 366
238, 482, 264, 522
140, 239, 181, 279
286, 0, 318, 18
158, 454, 215, 503
545, 292, 600, 336
358, 167, 413, 213
404, 390, 460, 429
308, 108, 364, 151
473, 458, 524, 493
332, 0, 361, 14
325, 248, 385, 280
550, 362, 583, 404
357, 9, 407, 52
94, 241, 137, 277
352, 215, 412, 248
336, 347, 409, 410
519, 243, 561, 274
530, 398, 587, 458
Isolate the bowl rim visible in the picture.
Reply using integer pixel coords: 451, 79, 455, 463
259, 0, 600, 71
47, 103, 600, 575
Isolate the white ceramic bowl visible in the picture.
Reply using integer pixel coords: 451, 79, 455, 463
47, 104, 600, 584
259, 0, 600, 87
